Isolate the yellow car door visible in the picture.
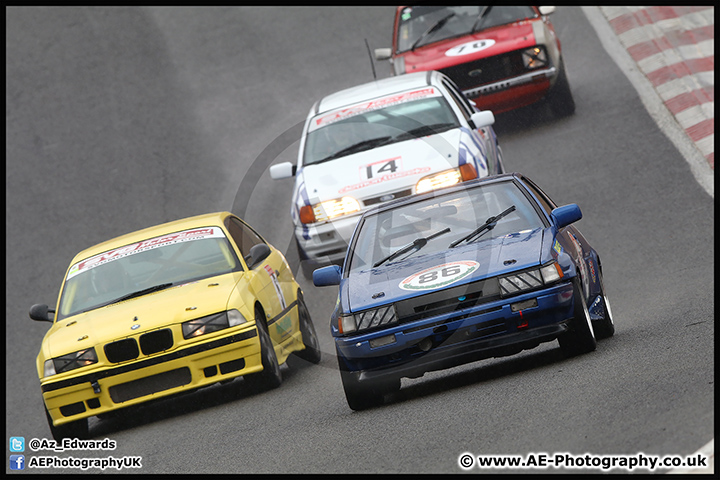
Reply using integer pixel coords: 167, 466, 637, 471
224, 216, 296, 348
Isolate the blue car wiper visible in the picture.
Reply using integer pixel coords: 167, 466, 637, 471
374, 227, 451, 268
449, 205, 516, 248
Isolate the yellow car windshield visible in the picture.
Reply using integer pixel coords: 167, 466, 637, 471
58, 230, 241, 320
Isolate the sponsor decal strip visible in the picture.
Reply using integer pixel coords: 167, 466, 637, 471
68, 227, 226, 279
313, 87, 440, 129
339, 166, 431, 194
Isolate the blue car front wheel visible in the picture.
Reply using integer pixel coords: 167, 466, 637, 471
337, 353, 400, 411
591, 270, 615, 340
558, 278, 597, 356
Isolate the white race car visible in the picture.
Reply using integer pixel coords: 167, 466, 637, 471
270, 70, 505, 269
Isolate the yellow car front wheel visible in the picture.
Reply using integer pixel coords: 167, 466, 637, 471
45, 406, 88, 442
244, 305, 282, 391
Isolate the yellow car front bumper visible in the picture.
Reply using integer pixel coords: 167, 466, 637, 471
42, 324, 263, 427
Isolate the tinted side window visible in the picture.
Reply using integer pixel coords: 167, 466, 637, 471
520, 177, 557, 216
225, 217, 266, 260
441, 78, 474, 118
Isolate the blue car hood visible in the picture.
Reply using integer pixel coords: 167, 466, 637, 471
346, 228, 546, 313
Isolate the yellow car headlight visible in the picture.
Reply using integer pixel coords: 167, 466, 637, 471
182, 311, 229, 339
181, 310, 248, 339
300, 196, 361, 224
416, 164, 478, 194
45, 347, 98, 377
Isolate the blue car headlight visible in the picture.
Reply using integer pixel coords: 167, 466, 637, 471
499, 262, 564, 297
339, 305, 398, 335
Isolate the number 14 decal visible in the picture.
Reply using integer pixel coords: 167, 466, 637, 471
360, 157, 402, 180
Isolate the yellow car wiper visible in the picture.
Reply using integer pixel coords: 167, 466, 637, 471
105, 283, 174, 307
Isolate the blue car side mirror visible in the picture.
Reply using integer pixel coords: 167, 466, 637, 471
551, 204, 582, 229
313, 265, 342, 287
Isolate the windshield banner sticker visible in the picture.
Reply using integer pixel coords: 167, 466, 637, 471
313, 87, 440, 130
68, 227, 226, 280
399, 261, 479, 291
446, 39, 495, 57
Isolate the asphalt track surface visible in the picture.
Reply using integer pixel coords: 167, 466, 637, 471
6, 7, 714, 474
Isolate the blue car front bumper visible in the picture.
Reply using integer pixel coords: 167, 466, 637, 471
335, 281, 575, 384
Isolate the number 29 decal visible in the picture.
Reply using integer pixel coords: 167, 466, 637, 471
399, 261, 479, 291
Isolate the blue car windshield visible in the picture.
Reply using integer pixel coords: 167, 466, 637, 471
348, 181, 545, 273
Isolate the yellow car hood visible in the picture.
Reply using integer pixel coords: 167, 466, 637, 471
45, 274, 243, 358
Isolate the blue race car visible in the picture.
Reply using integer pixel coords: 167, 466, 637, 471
313, 173, 614, 410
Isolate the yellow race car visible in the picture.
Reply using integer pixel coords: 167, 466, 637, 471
30, 212, 321, 440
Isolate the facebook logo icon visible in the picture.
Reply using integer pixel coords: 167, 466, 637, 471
10, 455, 25, 470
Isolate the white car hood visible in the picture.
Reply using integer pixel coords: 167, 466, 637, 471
299, 129, 472, 205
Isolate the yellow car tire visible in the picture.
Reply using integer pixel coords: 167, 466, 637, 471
45, 406, 88, 442
244, 305, 282, 391
294, 292, 321, 364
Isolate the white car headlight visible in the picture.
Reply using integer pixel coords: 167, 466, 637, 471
300, 196, 361, 224
416, 164, 478, 194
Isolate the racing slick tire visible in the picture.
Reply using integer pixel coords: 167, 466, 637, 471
558, 278, 597, 356
45, 406, 88, 441
547, 60, 576, 117
592, 270, 615, 340
338, 353, 400, 411
294, 291, 322, 364
244, 305, 282, 391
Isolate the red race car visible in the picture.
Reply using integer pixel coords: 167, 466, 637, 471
375, 6, 575, 116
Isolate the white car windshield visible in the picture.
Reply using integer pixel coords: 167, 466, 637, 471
396, 6, 538, 53
347, 181, 546, 273
303, 94, 460, 167
57, 227, 241, 319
